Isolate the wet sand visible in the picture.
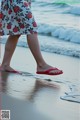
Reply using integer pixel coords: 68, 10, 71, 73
0, 44, 80, 120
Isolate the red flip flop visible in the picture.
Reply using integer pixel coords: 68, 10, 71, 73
5, 70, 21, 74
0, 65, 20, 74
36, 68, 63, 75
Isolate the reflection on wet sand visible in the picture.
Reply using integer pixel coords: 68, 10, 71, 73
0, 71, 60, 120
0, 71, 79, 120
0, 71, 60, 101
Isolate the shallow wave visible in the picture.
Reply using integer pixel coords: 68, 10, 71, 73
38, 23, 80, 44
32, 0, 80, 15
60, 80, 80, 103
64, 6, 80, 15
52, 2, 70, 8
32, 0, 70, 8
1, 35, 80, 58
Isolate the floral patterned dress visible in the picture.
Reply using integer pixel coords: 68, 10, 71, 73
0, 0, 37, 35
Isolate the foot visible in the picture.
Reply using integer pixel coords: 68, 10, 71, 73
36, 64, 63, 75
0, 65, 19, 73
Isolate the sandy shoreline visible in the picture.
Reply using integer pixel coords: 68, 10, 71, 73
0, 44, 80, 120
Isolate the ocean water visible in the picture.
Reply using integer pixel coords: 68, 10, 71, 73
0, 0, 80, 103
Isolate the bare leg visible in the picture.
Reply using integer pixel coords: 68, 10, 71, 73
27, 34, 62, 74
0, 34, 63, 74
0, 35, 20, 71
27, 34, 46, 66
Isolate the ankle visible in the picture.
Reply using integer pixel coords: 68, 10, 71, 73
1, 63, 10, 68
37, 62, 47, 68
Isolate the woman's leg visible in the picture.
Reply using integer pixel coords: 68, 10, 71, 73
27, 34, 62, 74
0, 35, 20, 71
0, 34, 62, 74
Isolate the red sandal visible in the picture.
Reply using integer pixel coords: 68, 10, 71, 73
36, 68, 63, 75
0, 68, 20, 74
5, 70, 21, 74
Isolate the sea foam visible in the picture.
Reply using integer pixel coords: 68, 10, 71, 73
38, 23, 80, 44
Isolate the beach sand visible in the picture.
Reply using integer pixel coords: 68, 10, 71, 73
0, 44, 80, 120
